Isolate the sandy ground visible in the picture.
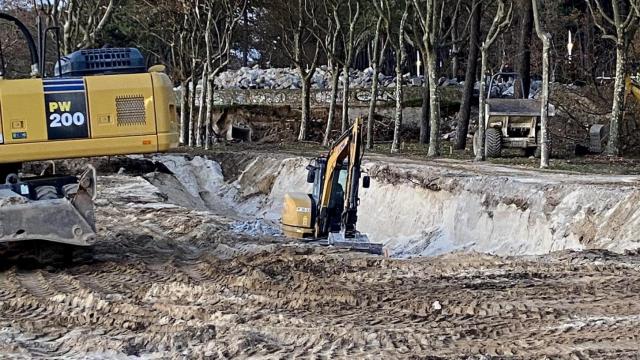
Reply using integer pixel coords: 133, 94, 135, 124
0, 158, 639, 358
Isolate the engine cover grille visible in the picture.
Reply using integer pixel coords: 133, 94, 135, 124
115, 95, 146, 126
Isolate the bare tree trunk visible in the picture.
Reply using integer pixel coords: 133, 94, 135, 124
204, 5, 213, 150
608, 42, 626, 156
419, 60, 430, 144
367, 65, 380, 150
515, 0, 533, 98
391, 52, 404, 153
179, 80, 190, 145
454, 0, 481, 150
196, 64, 208, 148
475, 0, 512, 160
242, 2, 250, 67
532, 0, 550, 168
539, 35, 551, 168
324, 62, 341, 146
427, 47, 441, 157
340, 0, 360, 133
341, 66, 351, 132
476, 51, 488, 161
586, 0, 638, 156
451, 19, 459, 79
205, 77, 214, 150
299, 75, 312, 141
188, 64, 198, 147
391, 6, 409, 153
367, 17, 384, 150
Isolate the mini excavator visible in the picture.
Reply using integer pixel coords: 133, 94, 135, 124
281, 118, 384, 255
0, 13, 178, 246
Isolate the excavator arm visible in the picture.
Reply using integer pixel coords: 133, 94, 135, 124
316, 118, 365, 237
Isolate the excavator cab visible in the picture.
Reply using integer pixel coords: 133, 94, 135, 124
282, 118, 381, 254
307, 158, 364, 234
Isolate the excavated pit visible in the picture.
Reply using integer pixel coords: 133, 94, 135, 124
146, 152, 640, 258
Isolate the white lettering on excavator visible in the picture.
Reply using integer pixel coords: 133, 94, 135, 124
49, 112, 86, 128
297, 207, 311, 213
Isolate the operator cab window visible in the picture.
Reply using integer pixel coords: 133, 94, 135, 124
327, 163, 348, 231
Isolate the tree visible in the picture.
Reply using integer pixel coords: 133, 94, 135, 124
408, 11, 430, 145
586, 0, 639, 156
272, 0, 321, 141
532, 0, 551, 168
339, 0, 364, 133
412, 0, 461, 157
312, 0, 365, 145
203, 0, 247, 148
475, 0, 512, 161
35, 0, 117, 54
454, 0, 482, 150
316, 0, 344, 146
374, 0, 410, 153
515, 0, 533, 99
366, 15, 389, 149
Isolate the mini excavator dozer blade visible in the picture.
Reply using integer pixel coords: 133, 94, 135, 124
327, 232, 384, 255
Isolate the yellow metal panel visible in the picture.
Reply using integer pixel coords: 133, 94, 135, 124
0, 135, 158, 163
0, 78, 48, 144
151, 72, 178, 135
282, 193, 314, 230
158, 132, 179, 152
85, 74, 157, 138
282, 224, 314, 239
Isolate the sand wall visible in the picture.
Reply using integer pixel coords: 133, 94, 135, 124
154, 154, 640, 257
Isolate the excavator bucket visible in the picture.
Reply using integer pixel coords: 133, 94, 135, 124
0, 167, 97, 246
327, 232, 384, 255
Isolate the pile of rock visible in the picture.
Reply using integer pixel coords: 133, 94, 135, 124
213, 65, 406, 90
230, 220, 282, 237
484, 77, 543, 99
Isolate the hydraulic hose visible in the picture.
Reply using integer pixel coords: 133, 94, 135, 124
0, 12, 40, 77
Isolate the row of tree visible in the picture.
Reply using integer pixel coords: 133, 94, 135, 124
2, 0, 640, 166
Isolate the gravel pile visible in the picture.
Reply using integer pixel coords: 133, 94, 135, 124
214, 66, 412, 90
230, 220, 283, 237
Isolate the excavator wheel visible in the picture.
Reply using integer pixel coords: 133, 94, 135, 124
485, 128, 503, 158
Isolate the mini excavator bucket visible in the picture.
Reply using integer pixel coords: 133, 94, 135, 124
0, 166, 97, 246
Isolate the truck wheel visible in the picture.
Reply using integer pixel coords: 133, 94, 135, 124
485, 128, 503, 158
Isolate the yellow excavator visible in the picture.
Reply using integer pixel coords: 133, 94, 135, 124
627, 76, 640, 103
0, 13, 178, 246
281, 118, 383, 255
